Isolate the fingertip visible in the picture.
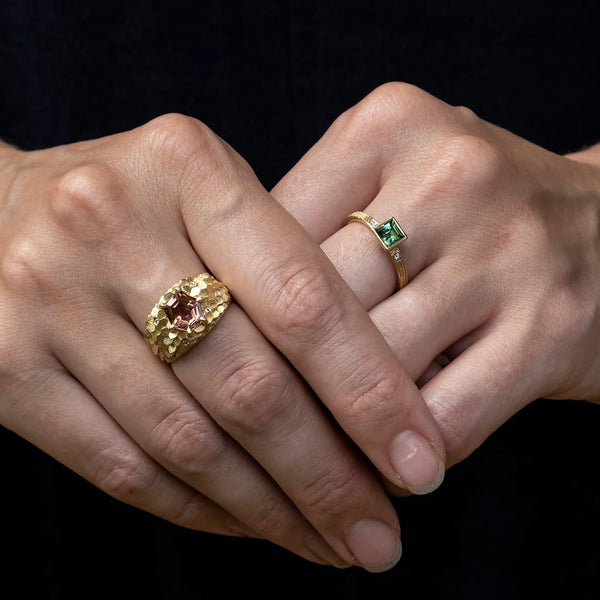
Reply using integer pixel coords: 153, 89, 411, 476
389, 430, 446, 495
379, 476, 413, 497
304, 534, 353, 568
345, 519, 402, 573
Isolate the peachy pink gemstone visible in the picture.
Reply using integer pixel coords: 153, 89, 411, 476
165, 291, 205, 331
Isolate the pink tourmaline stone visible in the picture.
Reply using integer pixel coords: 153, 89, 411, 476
165, 291, 205, 331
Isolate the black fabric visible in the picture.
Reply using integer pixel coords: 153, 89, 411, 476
1, 2, 598, 598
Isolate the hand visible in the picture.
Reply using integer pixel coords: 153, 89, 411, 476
0, 114, 446, 571
273, 83, 600, 467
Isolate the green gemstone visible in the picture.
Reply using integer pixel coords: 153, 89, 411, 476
375, 218, 406, 248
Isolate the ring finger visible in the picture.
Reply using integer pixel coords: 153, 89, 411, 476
51, 305, 346, 567
116, 229, 403, 570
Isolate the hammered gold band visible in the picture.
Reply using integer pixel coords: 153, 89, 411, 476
144, 273, 231, 363
343, 211, 408, 289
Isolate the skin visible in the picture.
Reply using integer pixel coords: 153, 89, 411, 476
273, 83, 600, 468
0, 112, 446, 573
1, 83, 598, 571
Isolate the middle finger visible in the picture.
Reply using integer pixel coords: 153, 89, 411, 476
52, 309, 345, 566
120, 245, 402, 571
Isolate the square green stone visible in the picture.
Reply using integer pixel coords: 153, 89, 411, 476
375, 218, 406, 248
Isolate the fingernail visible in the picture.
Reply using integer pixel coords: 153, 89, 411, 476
390, 430, 445, 495
345, 520, 402, 573
304, 535, 353, 569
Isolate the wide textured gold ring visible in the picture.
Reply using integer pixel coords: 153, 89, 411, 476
343, 211, 408, 289
144, 273, 231, 363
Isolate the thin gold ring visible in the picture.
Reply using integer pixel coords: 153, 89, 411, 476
144, 273, 231, 363
343, 211, 408, 289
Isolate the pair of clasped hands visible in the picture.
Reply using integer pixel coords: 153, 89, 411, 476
1, 84, 599, 572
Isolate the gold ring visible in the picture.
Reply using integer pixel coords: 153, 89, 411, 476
343, 211, 408, 289
144, 273, 231, 363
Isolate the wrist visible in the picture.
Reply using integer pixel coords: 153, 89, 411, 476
549, 152, 600, 404
0, 140, 18, 158
0, 141, 22, 206
565, 142, 600, 168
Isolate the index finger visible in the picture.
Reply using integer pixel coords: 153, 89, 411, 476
178, 119, 446, 496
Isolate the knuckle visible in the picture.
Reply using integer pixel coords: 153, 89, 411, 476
200, 178, 248, 224
0, 230, 50, 292
453, 104, 480, 124
367, 81, 428, 108
139, 112, 227, 179
138, 113, 250, 220
427, 393, 476, 463
147, 111, 201, 134
154, 408, 226, 475
302, 465, 361, 515
50, 164, 127, 240
336, 82, 430, 142
142, 112, 207, 152
95, 453, 158, 501
163, 491, 210, 529
344, 363, 409, 425
246, 494, 297, 539
266, 260, 345, 341
165, 492, 243, 535
216, 358, 293, 437
358, 82, 428, 123
435, 134, 506, 190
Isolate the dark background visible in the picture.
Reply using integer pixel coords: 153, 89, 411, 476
1, 1, 599, 598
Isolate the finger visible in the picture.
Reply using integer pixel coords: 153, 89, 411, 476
419, 329, 539, 466
416, 360, 444, 389
115, 226, 401, 571
277, 137, 497, 385
46, 159, 345, 565
272, 83, 442, 242
318, 188, 442, 308
296, 174, 494, 388
279, 139, 478, 311
368, 257, 493, 381
174, 120, 446, 500
271, 84, 462, 313
1, 358, 250, 537
51, 312, 346, 567
174, 302, 403, 567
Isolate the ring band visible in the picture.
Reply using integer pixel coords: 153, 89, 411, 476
144, 273, 231, 363
343, 211, 408, 289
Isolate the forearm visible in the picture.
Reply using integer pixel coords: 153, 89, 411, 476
565, 140, 600, 403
